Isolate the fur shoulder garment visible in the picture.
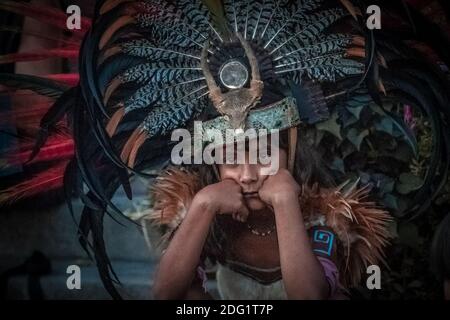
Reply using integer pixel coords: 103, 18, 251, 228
145, 167, 392, 288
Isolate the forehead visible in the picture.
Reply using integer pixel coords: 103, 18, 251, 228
219, 133, 282, 150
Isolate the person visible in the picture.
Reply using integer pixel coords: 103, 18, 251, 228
149, 130, 391, 299
1, 0, 449, 300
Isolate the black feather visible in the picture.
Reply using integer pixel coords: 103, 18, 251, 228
0, 73, 68, 99
28, 87, 78, 162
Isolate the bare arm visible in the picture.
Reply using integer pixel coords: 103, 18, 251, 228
152, 199, 215, 300
259, 169, 329, 300
273, 193, 329, 299
152, 180, 249, 300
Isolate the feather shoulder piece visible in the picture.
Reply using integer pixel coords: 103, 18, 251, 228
146, 167, 392, 288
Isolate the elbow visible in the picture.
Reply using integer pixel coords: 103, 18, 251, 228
286, 280, 330, 300
152, 276, 179, 300
287, 289, 328, 300
307, 285, 330, 300
152, 282, 177, 300
151, 282, 167, 300
287, 290, 327, 300
152, 276, 189, 300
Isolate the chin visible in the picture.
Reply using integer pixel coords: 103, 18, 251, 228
245, 198, 266, 211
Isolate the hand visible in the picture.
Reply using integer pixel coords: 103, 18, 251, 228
192, 179, 249, 222
258, 169, 300, 208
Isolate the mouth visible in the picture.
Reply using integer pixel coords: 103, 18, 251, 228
243, 191, 259, 198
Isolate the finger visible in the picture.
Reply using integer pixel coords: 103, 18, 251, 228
222, 178, 239, 188
237, 203, 249, 222
235, 212, 244, 223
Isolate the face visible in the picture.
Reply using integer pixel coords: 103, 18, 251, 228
217, 142, 287, 210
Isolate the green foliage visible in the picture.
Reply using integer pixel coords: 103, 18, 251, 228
314, 91, 433, 218
350, 209, 446, 299
313, 89, 450, 299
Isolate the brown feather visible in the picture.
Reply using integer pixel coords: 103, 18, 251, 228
106, 106, 125, 137
120, 127, 141, 163
127, 130, 148, 168
99, 16, 135, 50
352, 36, 365, 47
0, 162, 67, 205
100, 0, 134, 15
378, 79, 387, 95
346, 47, 366, 58
339, 0, 361, 20
377, 53, 388, 68
103, 77, 123, 105
98, 46, 122, 66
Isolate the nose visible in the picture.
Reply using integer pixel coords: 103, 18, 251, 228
240, 163, 258, 185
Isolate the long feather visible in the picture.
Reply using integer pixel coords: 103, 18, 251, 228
121, 39, 200, 60
0, 26, 80, 46
267, 8, 347, 54
260, 0, 282, 40
0, 73, 68, 99
123, 78, 206, 113
274, 34, 354, 63
28, 87, 77, 162
8, 137, 73, 166
0, 50, 79, 65
142, 90, 209, 136
0, 162, 67, 206
264, 0, 323, 48
119, 65, 202, 85
43, 74, 80, 87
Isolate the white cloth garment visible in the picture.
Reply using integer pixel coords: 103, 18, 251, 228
215, 263, 288, 300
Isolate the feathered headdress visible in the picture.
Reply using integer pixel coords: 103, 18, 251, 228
1, 0, 450, 299
96, 0, 365, 169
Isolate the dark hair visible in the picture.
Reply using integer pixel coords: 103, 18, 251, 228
193, 126, 335, 188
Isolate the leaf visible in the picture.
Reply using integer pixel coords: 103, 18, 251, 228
390, 141, 415, 163
337, 106, 358, 128
374, 117, 394, 135
372, 174, 395, 196
346, 104, 365, 120
358, 171, 372, 185
316, 111, 342, 140
368, 102, 385, 116
341, 140, 356, 158
329, 157, 345, 174
346, 128, 369, 151
382, 193, 399, 210
314, 130, 325, 147
396, 173, 424, 194
387, 219, 398, 239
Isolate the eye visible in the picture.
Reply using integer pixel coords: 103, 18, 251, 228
224, 163, 239, 169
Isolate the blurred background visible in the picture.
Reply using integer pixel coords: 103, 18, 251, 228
0, 0, 449, 300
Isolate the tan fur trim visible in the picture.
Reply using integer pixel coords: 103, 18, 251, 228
146, 167, 392, 288
148, 168, 202, 230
